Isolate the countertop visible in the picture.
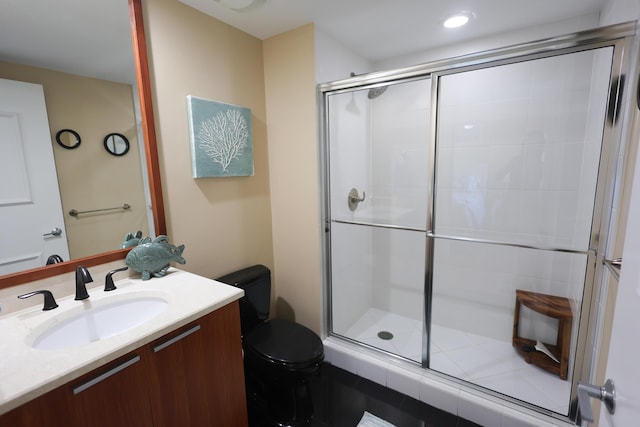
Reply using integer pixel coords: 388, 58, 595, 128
0, 268, 244, 415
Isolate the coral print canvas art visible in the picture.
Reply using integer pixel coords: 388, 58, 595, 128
187, 95, 254, 178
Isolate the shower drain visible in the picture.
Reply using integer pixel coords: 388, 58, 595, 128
377, 331, 394, 340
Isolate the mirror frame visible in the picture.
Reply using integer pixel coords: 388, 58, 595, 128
0, 0, 165, 289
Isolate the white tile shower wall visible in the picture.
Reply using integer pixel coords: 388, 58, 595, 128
568, 49, 612, 251
365, 79, 430, 321
435, 50, 609, 251
329, 90, 371, 223
370, 79, 431, 230
429, 49, 611, 346
431, 239, 587, 344
330, 78, 431, 336
330, 222, 373, 334
328, 89, 376, 337
371, 228, 425, 319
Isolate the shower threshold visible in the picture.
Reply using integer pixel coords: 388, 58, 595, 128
342, 308, 570, 415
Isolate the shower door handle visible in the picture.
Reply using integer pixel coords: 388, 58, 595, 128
348, 188, 366, 211
577, 379, 615, 423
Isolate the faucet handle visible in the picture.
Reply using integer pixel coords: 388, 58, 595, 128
18, 290, 59, 311
105, 266, 129, 291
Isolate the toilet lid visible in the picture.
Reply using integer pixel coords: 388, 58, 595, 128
244, 318, 324, 369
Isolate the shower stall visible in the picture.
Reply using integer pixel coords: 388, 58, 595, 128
319, 23, 634, 420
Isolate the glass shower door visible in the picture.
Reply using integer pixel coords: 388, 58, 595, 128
327, 78, 431, 362
429, 47, 615, 415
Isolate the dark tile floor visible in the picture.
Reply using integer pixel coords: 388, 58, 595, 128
308, 363, 482, 427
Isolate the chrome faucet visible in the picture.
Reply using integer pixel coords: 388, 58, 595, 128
75, 265, 93, 300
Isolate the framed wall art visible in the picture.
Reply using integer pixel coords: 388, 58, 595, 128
187, 95, 254, 178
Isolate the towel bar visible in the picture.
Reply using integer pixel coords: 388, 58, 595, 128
69, 203, 130, 217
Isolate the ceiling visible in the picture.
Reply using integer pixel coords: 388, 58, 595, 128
0, 0, 607, 85
0, 0, 134, 84
179, 0, 608, 62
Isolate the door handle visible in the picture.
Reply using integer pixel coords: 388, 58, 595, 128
577, 379, 615, 423
43, 227, 62, 237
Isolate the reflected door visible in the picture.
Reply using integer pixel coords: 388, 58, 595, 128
429, 47, 615, 415
0, 79, 69, 274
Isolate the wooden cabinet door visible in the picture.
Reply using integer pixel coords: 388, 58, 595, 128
68, 352, 153, 427
0, 385, 71, 427
1, 302, 247, 427
147, 301, 248, 427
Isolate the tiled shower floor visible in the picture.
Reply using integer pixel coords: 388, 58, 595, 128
344, 308, 571, 414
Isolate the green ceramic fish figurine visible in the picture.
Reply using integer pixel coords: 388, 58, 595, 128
121, 230, 143, 249
125, 235, 186, 280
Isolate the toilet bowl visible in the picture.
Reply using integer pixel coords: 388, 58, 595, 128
216, 265, 324, 427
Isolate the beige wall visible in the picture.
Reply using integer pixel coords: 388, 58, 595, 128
263, 25, 323, 333
0, 61, 148, 259
142, 0, 274, 283
143, 2, 322, 333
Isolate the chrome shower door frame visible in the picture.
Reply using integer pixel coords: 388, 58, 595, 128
318, 21, 637, 423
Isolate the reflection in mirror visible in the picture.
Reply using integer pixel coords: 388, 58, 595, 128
55, 129, 81, 150
0, 1, 147, 273
0, 0, 165, 287
104, 133, 130, 156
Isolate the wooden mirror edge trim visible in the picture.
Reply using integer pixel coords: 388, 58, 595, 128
130, 0, 166, 237
0, 249, 132, 287
0, 0, 165, 289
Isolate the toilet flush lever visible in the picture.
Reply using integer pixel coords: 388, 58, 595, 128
577, 379, 615, 423
348, 188, 366, 211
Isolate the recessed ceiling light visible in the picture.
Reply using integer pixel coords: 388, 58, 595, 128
214, 0, 267, 12
443, 12, 475, 29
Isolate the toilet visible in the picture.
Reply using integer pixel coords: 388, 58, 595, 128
216, 265, 324, 427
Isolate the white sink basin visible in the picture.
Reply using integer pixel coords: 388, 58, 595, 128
31, 295, 169, 350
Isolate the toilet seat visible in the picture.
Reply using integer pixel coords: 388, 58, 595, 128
244, 318, 324, 373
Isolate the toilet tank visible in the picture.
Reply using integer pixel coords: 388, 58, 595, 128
216, 265, 271, 336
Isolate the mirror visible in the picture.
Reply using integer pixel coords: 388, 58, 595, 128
104, 133, 130, 156
56, 129, 82, 150
0, 0, 165, 288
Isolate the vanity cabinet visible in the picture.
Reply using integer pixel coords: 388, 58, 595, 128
0, 385, 69, 427
146, 300, 247, 426
69, 352, 153, 427
0, 301, 248, 427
